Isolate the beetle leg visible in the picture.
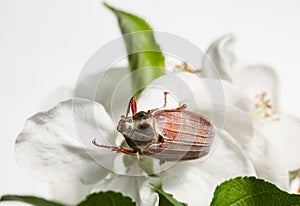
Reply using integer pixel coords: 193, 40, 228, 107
113, 147, 137, 154
136, 152, 144, 162
175, 104, 187, 111
126, 97, 137, 117
145, 92, 170, 113
165, 104, 187, 112
161, 104, 187, 113
92, 139, 137, 154
163, 91, 169, 108
162, 92, 186, 111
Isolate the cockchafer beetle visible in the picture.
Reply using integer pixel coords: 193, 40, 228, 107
93, 92, 214, 163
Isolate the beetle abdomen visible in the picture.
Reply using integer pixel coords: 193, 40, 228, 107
143, 142, 209, 161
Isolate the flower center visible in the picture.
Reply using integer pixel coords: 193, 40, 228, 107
165, 57, 199, 73
250, 92, 279, 122
174, 62, 194, 72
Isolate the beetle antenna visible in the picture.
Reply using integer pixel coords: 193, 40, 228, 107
92, 139, 137, 155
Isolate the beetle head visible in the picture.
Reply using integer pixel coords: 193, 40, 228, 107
117, 116, 133, 136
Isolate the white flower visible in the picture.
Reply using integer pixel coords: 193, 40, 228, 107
204, 34, 300, 191
15, 69, 256, 206
16, 33, 300, 205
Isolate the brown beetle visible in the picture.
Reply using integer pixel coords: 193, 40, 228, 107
93, 92, 214, 163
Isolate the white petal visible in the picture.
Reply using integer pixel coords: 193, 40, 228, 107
15, 98, 117, 184
48, 182, 96, 205
160, 129, 256, 206
245, 133, 289, 190
93, 172, 158, 206
75, 67, 132, 122
137, 86, 179, 111
211, 105, 254, 145
233, 65, 280, 110
143, 72, 251, 112
202, 34, 236, 81
255, 115, 300, 171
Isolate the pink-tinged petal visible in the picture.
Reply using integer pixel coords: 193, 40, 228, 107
233, 65, 280, 110
161, 129, 256, 206
255, 115, 300, 171
202, 34, 236, 81
245, 133, 289, 190
15, 98, 116, 184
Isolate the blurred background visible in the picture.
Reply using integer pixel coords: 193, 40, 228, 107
1, 0, 300, 204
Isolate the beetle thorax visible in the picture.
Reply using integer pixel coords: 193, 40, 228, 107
117, 111, 155, 152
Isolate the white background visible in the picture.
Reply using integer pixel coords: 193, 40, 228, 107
1, 0, 300, 204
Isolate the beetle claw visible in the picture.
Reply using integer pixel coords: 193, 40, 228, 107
138, 156, 144, 163
111, 147, 119, 153
159, 160, 166, 165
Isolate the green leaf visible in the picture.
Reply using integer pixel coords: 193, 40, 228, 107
0, 195, 65, 206
1, 191, 136, 206
104, 2, 165, 97
77, 191, 136, 206
211, 176, 300, 206
152, 185, 187, 206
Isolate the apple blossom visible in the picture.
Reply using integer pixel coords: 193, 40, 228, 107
203, 34, 300, 191
15, 70, 257, 205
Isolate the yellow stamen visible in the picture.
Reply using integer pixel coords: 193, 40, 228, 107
175, 61, 200, 73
